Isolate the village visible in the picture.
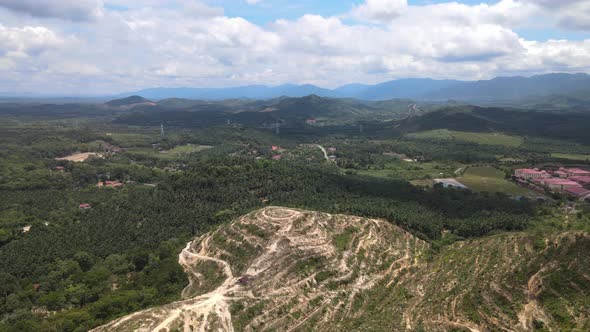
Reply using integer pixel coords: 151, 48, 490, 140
514, 166, 590, 201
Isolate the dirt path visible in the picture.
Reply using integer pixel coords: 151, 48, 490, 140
92, 236, 244, 332
314, 144, 331, 163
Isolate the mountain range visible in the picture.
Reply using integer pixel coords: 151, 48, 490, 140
121, 73, 590, 102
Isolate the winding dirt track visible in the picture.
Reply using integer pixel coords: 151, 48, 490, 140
92, 235, 250, 332
92, 206, 422, 332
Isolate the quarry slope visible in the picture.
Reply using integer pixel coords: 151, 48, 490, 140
93, 207, 590, 332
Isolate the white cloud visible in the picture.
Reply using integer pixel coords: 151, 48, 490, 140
0, 0, 103, 21
0, 0, 588, 94
0, 24, 64, 57
351, 0, 408, 22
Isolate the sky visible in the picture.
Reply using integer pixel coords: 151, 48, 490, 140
0, 0, 589, 95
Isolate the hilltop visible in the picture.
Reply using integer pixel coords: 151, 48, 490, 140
105, 95, 155, 108
94, 207, 590, 332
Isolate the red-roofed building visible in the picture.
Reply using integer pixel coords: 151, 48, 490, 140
535, 178, 581, 192
271, 146, 280, 151
272, 155, 282, 161
79, 203, 92, 209
514, 168, 549, 180
565, 186, 590, 199
557, 167, 590, 177
98, 180, 123, 188
306, 117, 317, 124
570, 176, 590, 187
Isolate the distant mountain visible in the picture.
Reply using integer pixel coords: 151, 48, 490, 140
424, 73, 590, 102
106, 95, 154, 108
121, 84, 334, 101
120, 73, 590, 102
354, 78, 461, 100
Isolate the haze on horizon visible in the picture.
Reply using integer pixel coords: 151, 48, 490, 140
0, 0, 589, 95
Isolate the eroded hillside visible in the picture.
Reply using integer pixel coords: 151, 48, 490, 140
93, 207, 590, 332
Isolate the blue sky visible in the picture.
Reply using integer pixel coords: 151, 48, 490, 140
0, 0, 589, 94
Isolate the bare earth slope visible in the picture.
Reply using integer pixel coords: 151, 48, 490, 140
93, 207, 590, 332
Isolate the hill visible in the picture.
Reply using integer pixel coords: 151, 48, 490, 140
397, 105, 590, 144
120, 73, 590, 102
93, 207, 590, 331
115, 95, 418, 128
105, 95, 155, 108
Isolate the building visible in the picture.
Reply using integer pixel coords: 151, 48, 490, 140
533, 178, 581, 192
554, 170, 568, 178
327, 147, 337, 153
564, 186, 590, 199
306, 117, 317, 125
53, 166, 65, 171
434, 178, 469, 190
98, 180, 123, 188
570, 176, 590, 187
557, 167, 590, 178
514, 168, 550, 179
79, 203, 92, 209
271, 145, 280, 151
272, 154, 282, 161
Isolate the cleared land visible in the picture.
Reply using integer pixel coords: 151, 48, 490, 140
93, 207, 429, 332
458, 166, 532, 195
407, 129, 523, 147
161, 144, 213, 156
55, 152, 103, 162
93, 207, 590, 332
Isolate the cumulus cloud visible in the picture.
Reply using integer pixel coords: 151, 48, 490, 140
0, 24, 64, 57
0, 0, 588, 94
0, 0, 103, 21
351, 0, 408, 22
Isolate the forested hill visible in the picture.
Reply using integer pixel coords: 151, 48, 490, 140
396, 105, 590, 144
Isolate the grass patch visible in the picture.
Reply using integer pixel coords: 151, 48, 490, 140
457, 166, 532, 195
408, 129, 523, 147
161, 144, 213, 156
551, 153, 590, 161
350, 160, 458, 181
108, 133, 156, 147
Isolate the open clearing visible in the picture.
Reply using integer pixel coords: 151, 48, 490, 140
55, 152, 103, 162
352, 160, 458, 181
407, 129, 523, 147
458, 166, 532, 195
551, 152, 590, 161
161, 144, 213, 156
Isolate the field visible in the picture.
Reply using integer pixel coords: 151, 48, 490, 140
161, 144, 213, 156
351, 160, 459, 181
551, 153, 590, 161
407, 129, 523, 147
125, 144, 213, 161
108, 132, 158, 147
457, 166, 532, 195
55, 152, 104, 162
